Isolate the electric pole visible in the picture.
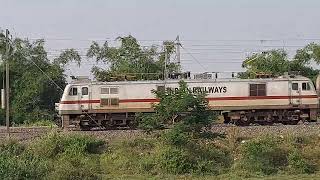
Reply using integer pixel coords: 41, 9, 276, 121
164, 46, 168, 80
5, 29, 10, 136
176, 35, 181, 68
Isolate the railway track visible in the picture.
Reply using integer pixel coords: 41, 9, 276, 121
0, 127, 60, 141
1, 122, 320, 141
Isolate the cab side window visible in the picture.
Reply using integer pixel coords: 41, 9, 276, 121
69, 87, 78, 96
292, 83, 298, 91
302, 82, 311, 91
82, 87, 88, 95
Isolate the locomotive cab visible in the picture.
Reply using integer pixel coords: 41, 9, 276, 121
58, 84, 91, 115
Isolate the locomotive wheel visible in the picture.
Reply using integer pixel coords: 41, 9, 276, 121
236, 115, 251, 126
235, 119, 250, 126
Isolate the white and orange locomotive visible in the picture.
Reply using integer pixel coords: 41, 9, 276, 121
56, 74, 319, 129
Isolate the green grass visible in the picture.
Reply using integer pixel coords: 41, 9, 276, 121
102, 173, 320, 180
2, 131, 320, 179
17, 119, 57, 127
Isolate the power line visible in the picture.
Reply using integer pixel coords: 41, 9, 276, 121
181, 38, 320, 42
26, 56, 64, 92
25, 36, 320, 42
180, 45, 207, 71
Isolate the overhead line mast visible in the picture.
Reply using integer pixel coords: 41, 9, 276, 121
176, 35, 181, 69
5, 29, 10, 136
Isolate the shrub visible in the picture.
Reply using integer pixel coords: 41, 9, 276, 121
0, 140, 48, 180
101, 138, 157, 175
155, 139, 232, 175
139, 81, 214, 135
29, 132, 105, 158
239, 137, 288, 175
162, 124, 189, 146
287, 150, 315, 174
158, 146, 193, 174
48, 154, 101, 180
22, 119, 57, 127
29, 132, 105, 179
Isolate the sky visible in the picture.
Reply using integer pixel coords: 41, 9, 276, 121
1, 0, 320, 79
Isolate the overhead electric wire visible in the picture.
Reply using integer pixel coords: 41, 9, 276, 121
26, 36, 320, 42
26, 56, 64, 91
180, 45, 208, 71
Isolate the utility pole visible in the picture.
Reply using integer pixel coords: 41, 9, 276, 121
5, 29, 10, 136
164, 46, 168, 80
176, 35, 181, 68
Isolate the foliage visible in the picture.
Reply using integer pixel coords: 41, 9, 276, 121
54, 48, 82, 67
157, 146, 193, 174
236, 136, 319, 176
0, 140, 48, 180
139, 80, 214, 137
3, 133, 320, 178
0, 33, 68, 125
135, 81, 225, 175
102, 137, 232, 176
22, 119, 57, 127
240, 47, 320, 80
0, 133, 106, 180
101, 138, 158, 175
87, 35, 180, 81
287, 150, 313, 174
238, 137, 288, 175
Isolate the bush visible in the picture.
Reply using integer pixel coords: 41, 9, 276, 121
101, 138, 157, 175
48, 154, 101, 180
22, 119, 57, 127
29, 132, 105, 158
239, 137, 288, 175
0, 133, 106, 180
158, 146, 193, 174
0, 140, 48, 180
162, 124, 189, 146
139, 81, 214, 135
287, 150, 314, 174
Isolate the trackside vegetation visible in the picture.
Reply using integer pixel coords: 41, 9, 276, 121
2, 132, 320, 179
2, 81, 320, 179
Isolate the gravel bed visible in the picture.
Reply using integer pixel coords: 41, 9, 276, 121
1, 123, 320, 141
211, 123, 320, 138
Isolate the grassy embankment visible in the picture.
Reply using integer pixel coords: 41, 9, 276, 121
1, 128, 320, 179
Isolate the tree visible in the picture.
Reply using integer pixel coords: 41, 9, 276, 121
0, 35, 67, 125
241, 50, 289, 78
54, 49, 82, 67
139, 81, 214, 138
87, 35, 179, 81
240, 46, 320, 80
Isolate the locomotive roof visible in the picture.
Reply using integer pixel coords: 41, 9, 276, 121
69, 75, 311, 86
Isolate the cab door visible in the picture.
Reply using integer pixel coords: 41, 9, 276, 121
80, 86, 90, 110
290, 81, 301, 106
300, 81, 314, 104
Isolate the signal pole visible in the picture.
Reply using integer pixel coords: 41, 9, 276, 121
5, 29, 10, 136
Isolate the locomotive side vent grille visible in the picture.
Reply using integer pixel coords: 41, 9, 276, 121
100, 98, 119, 106
101, 98, 109, 106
